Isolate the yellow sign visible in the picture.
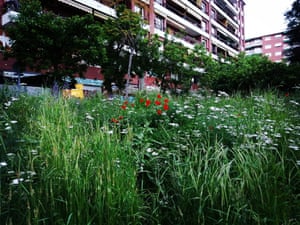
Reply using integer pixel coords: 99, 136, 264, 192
63, 84, 84, 99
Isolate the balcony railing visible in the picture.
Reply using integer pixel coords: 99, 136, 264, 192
214, 0, 236, 20
166, 1, 201, 28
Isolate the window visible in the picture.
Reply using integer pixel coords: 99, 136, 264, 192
212, 44, 217, 54
264, 44, 272, 49
134, 5, 144, 19
265, 52, 272, 57
275, 51, 282, 56
274, 42, 282, 47
211, 26, 216, 35
154, 14, 165, 31
200, 1, 207, 13
201, 20, 208, 32
211, 10, 216, 19
264, 36, 271, 41
202, 39, 208, 49
275, 34, 282, 38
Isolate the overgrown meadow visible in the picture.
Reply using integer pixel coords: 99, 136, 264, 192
0, 89, 299, 225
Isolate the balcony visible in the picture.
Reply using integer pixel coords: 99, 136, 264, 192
2, 10, 19, 27
245, 40, 263, 49
214, 31, 239, 51
214, 0, 236, 21
58, 0, 116, 18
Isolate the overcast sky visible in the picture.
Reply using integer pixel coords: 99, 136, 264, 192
244, 0, 294, 39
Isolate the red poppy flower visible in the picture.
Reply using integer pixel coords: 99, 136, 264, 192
163, 104, 169, 111
157, 109, 162, 115
121, 104, 127, 110
119, 115, 124, 120
157, 94, 162, 99
111, 118, 119, 123
164, 98, 169, 104
145, 99, 151, 107
155, 100, 161, 105
131, 103, 135, 107
139, 98, 145, 103
123, 101, 128, 105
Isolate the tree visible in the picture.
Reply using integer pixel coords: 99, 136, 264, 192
285, 0, 300, 63
149, 38, 214, 94
102, 5, 147, 95
207, 53, 299, 93
4, 0, 107, 87
132, 34, 162, 89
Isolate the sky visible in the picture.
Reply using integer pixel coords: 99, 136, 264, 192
244, 0, 294, 39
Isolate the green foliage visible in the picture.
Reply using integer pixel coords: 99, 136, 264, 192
205, 53, 300, 93
133, 34, 162, 79
102, 5, 147, 92
5, 0, 106, 86
285, 0, 300, 63
1, 90, 299, 224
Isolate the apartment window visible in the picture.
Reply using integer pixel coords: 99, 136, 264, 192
265, 53, 272, 57
201, 20, 208, 32
274, 42, 282, 47
200, 1, 208, 13
211, 10, 216, 19
154, 14, 165, 31
264, 44, 272, 49
212, 44, 217, 54
134, 4, 145, 19
275, 34, 282, 38
211, 26, 216, 36
264, 36, 271, 41
201, 39, 208, 50
275, 51, 282, 56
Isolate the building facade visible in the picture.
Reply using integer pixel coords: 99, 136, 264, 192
1, 0, 245, 90
1, 0, 245, 58
245, 32, 289, 63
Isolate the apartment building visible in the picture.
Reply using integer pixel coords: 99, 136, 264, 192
1, 0, 245, 57
1, 0, 245, 89
245, 32, 289, 63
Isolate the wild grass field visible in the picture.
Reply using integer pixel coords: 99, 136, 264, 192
0, 89, 299, 225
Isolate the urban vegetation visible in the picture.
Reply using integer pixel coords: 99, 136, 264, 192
0, 89, 299, 225
4, 0, 300, 94
285, 0, 300, 63
1, 1, 300, 225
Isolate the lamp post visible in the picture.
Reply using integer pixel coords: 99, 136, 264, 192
123, 30, 140, 99
125, 48, 133, 99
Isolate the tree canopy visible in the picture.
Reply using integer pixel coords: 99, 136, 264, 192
285, 0, 300, 63
4, 0, 298, 94
5, 0, 106, 86
101, 5, 148, 92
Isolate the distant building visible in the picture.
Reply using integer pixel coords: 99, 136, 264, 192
245, 31, 290, 63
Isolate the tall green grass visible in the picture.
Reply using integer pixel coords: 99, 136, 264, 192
0, 90, 299, 225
